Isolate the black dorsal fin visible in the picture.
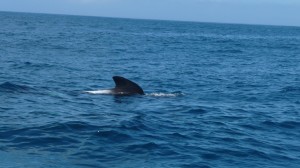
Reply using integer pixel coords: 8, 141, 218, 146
112, 76, 144, 95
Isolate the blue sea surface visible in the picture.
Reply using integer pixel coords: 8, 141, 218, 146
0, 11, 300, 168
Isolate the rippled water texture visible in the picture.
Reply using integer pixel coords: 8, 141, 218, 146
0, 11, 300, 168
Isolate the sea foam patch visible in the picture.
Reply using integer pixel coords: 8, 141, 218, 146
84, 89, 113, 94
146, 92, 184, 97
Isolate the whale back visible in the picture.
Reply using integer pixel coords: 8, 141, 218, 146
112, 76, 144, 95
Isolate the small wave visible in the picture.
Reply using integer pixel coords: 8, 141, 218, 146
201, 153, 221, 160
19, 62, 55, 69
186, 108, 207, 114
210, 49, 243, 54
124, 142, 160, 153
94, 130, 132, 142
262, 120, 300, 129
41, 121, 98, 132
281, 86, 300, 93
168, 132, 190, 139
0, 82, 31, 93
83, 89, 113, 95
146, 92, 184, 97
9, 136, 80, 149
181, 162, 211, 168
119, 115, 149, 131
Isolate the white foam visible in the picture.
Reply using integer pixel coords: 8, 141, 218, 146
84, 89, 113, 94
146, 92, 183, 97
84, 90, 184, 97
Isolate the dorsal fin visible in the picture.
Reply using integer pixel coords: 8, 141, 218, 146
112, 76, 144, 95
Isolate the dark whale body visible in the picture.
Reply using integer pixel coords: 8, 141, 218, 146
110, 76, 144, 95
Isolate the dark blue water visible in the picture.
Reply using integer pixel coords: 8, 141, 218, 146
1, 11, 300, 168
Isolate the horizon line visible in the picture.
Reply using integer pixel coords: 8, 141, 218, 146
1, 10, 299, 28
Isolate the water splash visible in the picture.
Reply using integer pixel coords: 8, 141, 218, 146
83, 89, 113, 95
84, 90, 184, 97
146, 92, 184, 97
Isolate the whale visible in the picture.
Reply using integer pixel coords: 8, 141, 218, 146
84, 76, 144, 95
85, 76, 181, 97
109, 76, 144, 95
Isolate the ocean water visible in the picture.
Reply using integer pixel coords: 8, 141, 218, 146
0, 11, 300, 168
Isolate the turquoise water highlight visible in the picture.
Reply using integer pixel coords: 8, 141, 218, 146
0, 11, 300, 168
